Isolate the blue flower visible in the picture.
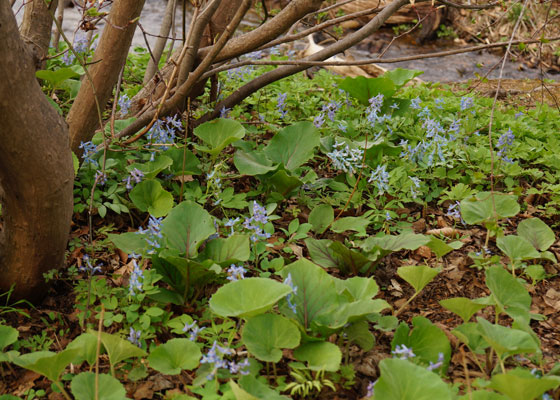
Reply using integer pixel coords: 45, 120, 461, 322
183, 320, 205, 341
243, 202, 271, 242
79, 255, 102, 275
128, 258, 144, 296
427, 352, 445, 371
118, 94, 131, 115
392, 344, 415, 360
283, 273, 298, 314
128, 327, 141, 347
124, 168, 144, 190
226, 264, 247, 281
326, 141, 363, 174
277, 93, 288, 118
460, 96, 474, 111
496, 128, 514, 163
79, 141, 98, 166
368, 165, 390, 194
410, 97, 422, 109
220, 106, 231, 118
137, 216, 163, 254
313, 113, 325, 128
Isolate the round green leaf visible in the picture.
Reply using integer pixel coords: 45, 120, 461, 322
129, 179, 174, 217
71, 372, 126, 400
148, 338, 201, 375
497, 235, 540, 261
517, 217, 555, 251
161, 201, 216, 257
293, 341, 341, 372
234, 150, 276, 176
193, 118, 246, 156
209, 278, 292, 318
264, 121, 320, 171
374, 358, 453, 400
242, 314, 300, 362
0, 324, 18, 350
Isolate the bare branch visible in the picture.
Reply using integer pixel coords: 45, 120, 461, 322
436, 0, 501, 10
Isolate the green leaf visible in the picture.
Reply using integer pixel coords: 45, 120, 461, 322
242, 314, 301, 362
162, 201, 216, 257
361, 232, 430, 252
339, 76, 396, 105
397, 265, 440, 293
209, 278, 292, 318
497, 235, 540, 261
392, 316, 451, 372
36, 66, 81, 87
374, 358, 453, 400
328, 241, 372, 275
517, 218, 556, 251
293, 341, 342, 372
489, 369, 560, 400
460, 192, 519, 224
0, 324, 18, 350
308, 204, 334, 234
234, 150, 276, 176
193, 118, 246, 157
427, 236, 462, 258
14, 348, 80, 382
264, 122, 320, 171
345, 320, 374, 351
147, 338, 201, 375
305, 238, 340, 270
439, 297, 486, 323
238, 375, 290, 400
166, 147, 202, 175
278, 259, 339, 330
129, 179, 174, 217
383, 68, 424, 88
107, 232, 147, 255
476, 318, 539, 359
96, 331, 147, 367
268, 170, 302, 196
485, 266, 531, 321
452, 322, 489, 354
128, 155, 173, 180
229, 380, 259, 400
71, 372, 126, 400
331, 215, 371, 236
334, 276, 379, 301
67, 333, 99, 366
199, 235, 250, 266
458, 391, 507, 400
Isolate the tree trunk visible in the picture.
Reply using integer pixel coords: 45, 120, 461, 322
0, 1, 74, 302
19, 0, 59, 70
66, 0, 145, 156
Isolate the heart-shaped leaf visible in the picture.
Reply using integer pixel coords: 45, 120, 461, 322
148, 338, 201, 375
374, 358, 453, 400
14, 348, 80, 382
95, 331, 147, 367
242, 314, 300, 362
209, 278, 292, 318
194, 118, 245, 157
234, 150, 276, 176
517, 218, 555, 251
130, 179, 174, 217
439, 297, 486, 323
198, 235, 250, 266
162, 201, 216, 257
489, 369, 560, 400
476, 318, 538, 360
293, 341, 341, 372
264, 122, 320, 171
397, 265, 440, 293
71, 372, 126, 400
497, 235, 540, 262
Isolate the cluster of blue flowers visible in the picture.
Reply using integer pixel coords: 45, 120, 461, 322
124, 168, 144, 190
326, 140, 364, 174
63, 35, 90, 65
283, 273, 298, 314
79, 254, 102, 275
368, 165, 390, 194
200, 341, 250, 380
243, 202, 271, 242
137, 216, 163, 254
224, 217, 240, 236
79, 141, 98, 166
496, 128, 515, 163
118, 94, 131, 115
147, 115, 183, 152
226, 264, 247, 281
95, 170, 108, 186
277, 93, 288, 119
128, 255, 144, 296
182, 320, 205, 342
128, 327, 141, 347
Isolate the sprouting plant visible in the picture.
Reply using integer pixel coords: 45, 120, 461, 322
284, 367, 335, 398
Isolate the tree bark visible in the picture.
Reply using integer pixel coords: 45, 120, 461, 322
143, 0, 177, 85
19, 0, 59, 70
0, 1, 74, 301
66, 0, 145, 156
